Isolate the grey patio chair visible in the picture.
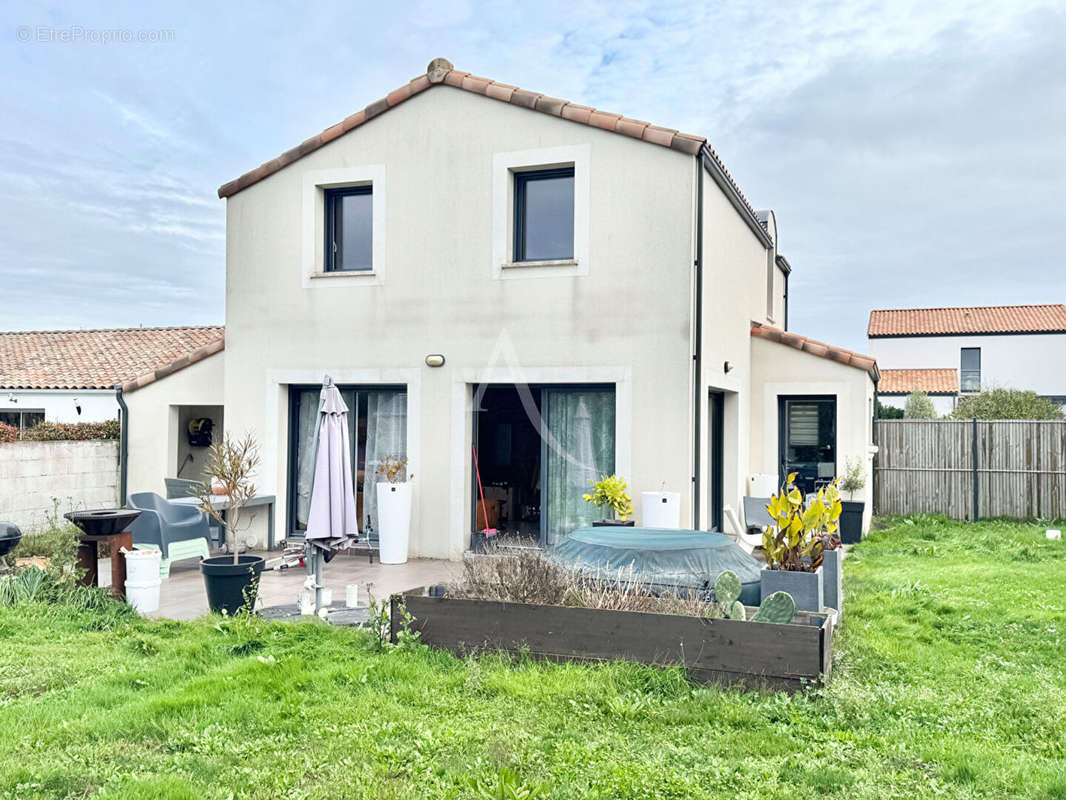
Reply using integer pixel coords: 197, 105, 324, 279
738, 496, 774, 552
126, 492, 211, 578
164, 477, 206, 499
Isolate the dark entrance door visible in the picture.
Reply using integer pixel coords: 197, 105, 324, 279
778, 396, 837, 496
708, 391, 725, 531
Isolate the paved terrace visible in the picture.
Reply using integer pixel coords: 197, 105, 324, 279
97, 552, 459, 621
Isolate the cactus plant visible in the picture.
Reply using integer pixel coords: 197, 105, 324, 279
714, 570, 742, 606
751, 591, 796, 624
726, 600, 746, 620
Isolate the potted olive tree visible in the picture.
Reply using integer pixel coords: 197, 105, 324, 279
760, 474, 841, 611
583, 474, 635, 527
838, 457, 866, 544
376, 455, 413, 564
195, 433, 265, 615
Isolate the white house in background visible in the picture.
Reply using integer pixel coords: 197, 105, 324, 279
868, 305, 1066, 413
203, 57, 879, 557
0, 326, 225, 495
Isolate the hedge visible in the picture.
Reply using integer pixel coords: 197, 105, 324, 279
15, 420, 120, 441
0, 423, 17, 443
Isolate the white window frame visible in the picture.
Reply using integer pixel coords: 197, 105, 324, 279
302, 165, 386, 288
492, 144, 590, 280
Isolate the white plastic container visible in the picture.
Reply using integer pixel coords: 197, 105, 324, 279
345, 584, 359, 608
747, 473, 779, 497
124, 548, 162, 583
641, 492, 681, 529
125, 578, 161, 613
377, 482, 412, 564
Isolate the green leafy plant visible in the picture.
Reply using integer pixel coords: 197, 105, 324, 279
365, 586, 422, 653
581, 474, 633, 521
468, 767, 547, 800
875, 400, 904, 419
194, 432, 261, 565
839, 457, 866, 497
20, 419, 120, 441
904, 390, 938, 419
950, 388, 1064, 420
762, 475, 842, 572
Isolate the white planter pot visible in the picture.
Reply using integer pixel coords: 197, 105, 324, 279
377, 482, 412, 564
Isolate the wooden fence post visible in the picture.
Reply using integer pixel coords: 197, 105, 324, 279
971, 417, 979, 521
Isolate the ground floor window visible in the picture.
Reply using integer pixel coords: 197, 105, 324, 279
778, 395, 836, 496
473, 384, 615, 548
0, 409, 44, 433
288, 385, 406, 538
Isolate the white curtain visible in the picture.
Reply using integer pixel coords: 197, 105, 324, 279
543, 389, 615, 546
362, 390, 408, 537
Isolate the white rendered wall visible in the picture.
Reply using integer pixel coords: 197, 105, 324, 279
223, 87, 697, 558
0, 390, 117, 424
868, 333, 1066, 396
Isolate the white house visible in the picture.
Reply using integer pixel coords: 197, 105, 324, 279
868, 305, 1066, 413
192, 57, 879, 557
0, 326, 225, 507
0, 326, 224, 430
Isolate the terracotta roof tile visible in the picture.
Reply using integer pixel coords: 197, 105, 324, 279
0, 326, 224, 391
751, 323, 879, 380
879, 369, 959, 395
215, 58, 764, 232
868, 305, 1066, 337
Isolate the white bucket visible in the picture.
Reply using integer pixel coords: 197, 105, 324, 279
125, 548, 162, 583
125, 578, 161, 613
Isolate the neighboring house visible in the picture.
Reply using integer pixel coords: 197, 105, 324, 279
878, 369, 960, 416
868, 305, 1066, 412
204, 57, 877, 558
0, 325, 225, 493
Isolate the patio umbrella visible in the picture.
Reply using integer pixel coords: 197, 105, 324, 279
304, 377, 359, 612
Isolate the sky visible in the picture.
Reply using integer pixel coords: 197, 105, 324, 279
1, 0, 1064, 352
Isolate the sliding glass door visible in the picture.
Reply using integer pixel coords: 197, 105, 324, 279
289, 385, 406, 539
541, 387, 615, 546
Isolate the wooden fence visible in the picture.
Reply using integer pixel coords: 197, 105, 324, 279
874, 419, 1066, 520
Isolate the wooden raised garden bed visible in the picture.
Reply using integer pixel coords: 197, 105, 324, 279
390, 590, 835, 692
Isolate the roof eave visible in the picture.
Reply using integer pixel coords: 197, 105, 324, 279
121, 337, 225, 394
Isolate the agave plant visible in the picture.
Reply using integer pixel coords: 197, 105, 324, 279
762, 474, 842, 572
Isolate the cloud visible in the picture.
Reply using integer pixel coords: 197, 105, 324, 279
0, 0, 1062, 343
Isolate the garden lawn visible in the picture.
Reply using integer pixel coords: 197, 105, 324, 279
1, 517, 1064, 800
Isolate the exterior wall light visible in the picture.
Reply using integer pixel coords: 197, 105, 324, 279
425, 354, 446, 368
723, 361, 734, 374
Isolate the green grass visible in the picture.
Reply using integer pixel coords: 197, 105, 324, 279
1, 516, 1064, 799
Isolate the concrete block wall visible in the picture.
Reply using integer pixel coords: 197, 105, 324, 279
0, 440, 120, 532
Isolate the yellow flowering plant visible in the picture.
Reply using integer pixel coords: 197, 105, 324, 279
762, 473, 842, 572
582, 474, 634, 522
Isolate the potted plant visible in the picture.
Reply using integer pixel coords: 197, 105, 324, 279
838, 457, 866, 544
760, 474, 841, 611
582, 474, 635, 527
376, 455, 413, 564
195, 433, 265, 615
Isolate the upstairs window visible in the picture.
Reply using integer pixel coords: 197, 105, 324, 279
960, 347, 981, 392
513, 167, 575, 262
325, 186, 373, 271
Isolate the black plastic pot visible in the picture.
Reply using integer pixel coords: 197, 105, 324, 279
592, 520, 636, 527
839, 501, 865, 544
200, 555, 265, 615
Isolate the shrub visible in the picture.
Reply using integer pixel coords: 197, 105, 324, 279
10, 522, 83, 580
875, 400, 904, 419
581, 474, 633, 521
20, 419, 120, 441
950, 388, 1064, 420
904, 391, 938, 419
447, 550, 722, 617
0, 422, 17, 442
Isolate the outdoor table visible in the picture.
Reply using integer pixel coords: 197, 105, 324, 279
170, 494, 277, 549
